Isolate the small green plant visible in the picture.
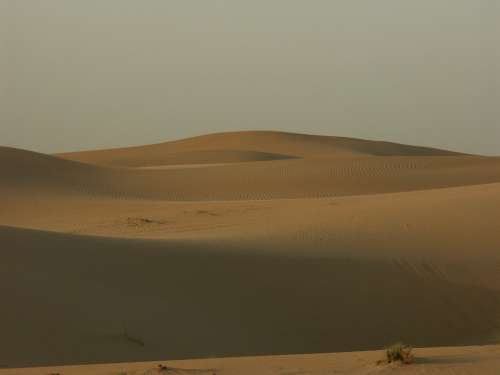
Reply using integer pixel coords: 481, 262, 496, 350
378, 342, 414, 365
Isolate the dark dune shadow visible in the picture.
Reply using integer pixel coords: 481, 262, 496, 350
1, 226, 500, 367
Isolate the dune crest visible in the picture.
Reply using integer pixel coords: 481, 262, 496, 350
57, 130, 464, 167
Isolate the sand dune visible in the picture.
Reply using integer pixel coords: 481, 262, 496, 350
57, 131, 464, 167
3, 345, 500, 375
3, 146, 500, 202
1, 132, 499, 371
1, 225, 499, 368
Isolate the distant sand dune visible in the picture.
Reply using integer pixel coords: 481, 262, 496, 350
2, 147, 499, 201
57, 130, 464, 167
70, 148, 296, 168
0, 132, 499, 368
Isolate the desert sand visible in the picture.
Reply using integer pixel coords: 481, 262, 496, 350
1, 131, 500, 373
2, 345, 500, 375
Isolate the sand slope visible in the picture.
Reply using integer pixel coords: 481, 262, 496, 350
1, 131, 499, 369
1, 225, 499, 368
3, 345, 500, 375
57, 131, 464, 167
3, 146, 500, 202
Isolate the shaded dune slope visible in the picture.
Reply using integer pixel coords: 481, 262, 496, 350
1, 225, 499, 368
57, 131, 464, 167
0, 146, 102, 192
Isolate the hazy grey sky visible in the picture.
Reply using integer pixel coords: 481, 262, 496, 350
1, 1, 499, 154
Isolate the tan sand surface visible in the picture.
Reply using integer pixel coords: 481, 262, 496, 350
57, 131, 463, 167
1, 131, 499, 372
2, 345, 500, 375
3, 146, 500, 201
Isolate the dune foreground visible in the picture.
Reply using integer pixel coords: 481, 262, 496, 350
1, 345, 500, 375
1, 131, 500, 372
